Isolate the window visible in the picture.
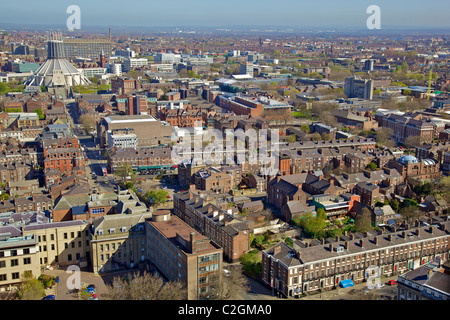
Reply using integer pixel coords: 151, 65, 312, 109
50, 234, 54, 241
12, 272, 20, 280
10, 250, 17, 256
0, 261, 5, 268
11, 259, 19, 267
23, 258, 31, 265
71, 232, 75, 238
0, 274, 6, 281
64, 233, 68, 239
68, 254, 72, 261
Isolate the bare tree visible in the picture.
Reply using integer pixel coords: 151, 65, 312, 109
214, 265, 250, 300
79, 113, 97, 134
375, 127, 396, 148
105, 271, 187, 300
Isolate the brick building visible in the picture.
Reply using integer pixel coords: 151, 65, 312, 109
262, 220, 450, 298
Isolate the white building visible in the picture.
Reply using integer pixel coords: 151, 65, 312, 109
105, 63, 122, 77
107, 129, 138, 150
122, 58, 148, 72
81, 67, 107, 78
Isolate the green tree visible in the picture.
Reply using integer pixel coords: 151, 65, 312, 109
367, 162, 378, 171
299, 211, 327, 239
354, 208, 373, 233
146, 189, 169, 206
286, 134, 296, 143
34, 108, 45, 120
18, 273, 46, 300
300, 124, 310, 134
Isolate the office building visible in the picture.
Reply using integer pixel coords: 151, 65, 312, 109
239, 63, 253, 77
90, 211, 152, 274
344, 76, 374, 100
145, 211, 223, 300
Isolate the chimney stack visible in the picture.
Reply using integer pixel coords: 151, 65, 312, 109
374, 236, 378, 245
273, 245, 281, 255
344, 241, 349, 250
360, 239, 364, 248
416, 228, 421, 237
388, 234, 393, 242
190, 232, 196, 254
329, 243, 334, 252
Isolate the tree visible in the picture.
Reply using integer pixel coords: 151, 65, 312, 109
17, 273, 45, 300
79, 113, 96, 134
299, 211, 327, 239
367, 162, 378, 171
354, 208, 373, 233
404, 135, 421, 149
115, 164, 134, 182
413, 182, 433, 197
400, 206, 422, 225
375, 127, 395, 148
105, 271, 187, 300
286, 134, 296, 143
213, 265, 250, 300
34, 108, 45, 120
300, 124, 310, 134
146, 189, 169, 206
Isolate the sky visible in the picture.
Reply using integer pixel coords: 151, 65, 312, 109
0, 0, 449, 30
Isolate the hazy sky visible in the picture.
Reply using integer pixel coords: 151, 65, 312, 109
0, 0, 449, 29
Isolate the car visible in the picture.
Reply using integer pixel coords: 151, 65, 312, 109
55, 276, 59, 283
375, 283, 385, 289
387, 280, 397, 286
42, 295, 55, 300
89, 293, 98, 300
166, 195, 171, 198
87, 284, 96, 291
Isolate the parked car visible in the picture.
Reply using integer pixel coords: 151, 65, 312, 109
387, 280, 397, 286
87, 284, 96, 291
42, 295, 55, 300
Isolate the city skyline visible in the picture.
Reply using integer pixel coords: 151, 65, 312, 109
0, 0, 449, 30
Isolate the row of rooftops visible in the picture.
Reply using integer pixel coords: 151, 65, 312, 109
265, 219, 450, 267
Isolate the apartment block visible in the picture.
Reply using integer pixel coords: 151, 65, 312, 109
145, 211, 223, 300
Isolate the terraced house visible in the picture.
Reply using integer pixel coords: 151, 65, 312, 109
262, 219, 450, 298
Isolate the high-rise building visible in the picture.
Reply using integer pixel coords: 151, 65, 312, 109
145, 211, 223, 300
364, 59, 374, 71
63, 39, 112, 60
239, 63, 253, 77
344, 76, 374, 100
